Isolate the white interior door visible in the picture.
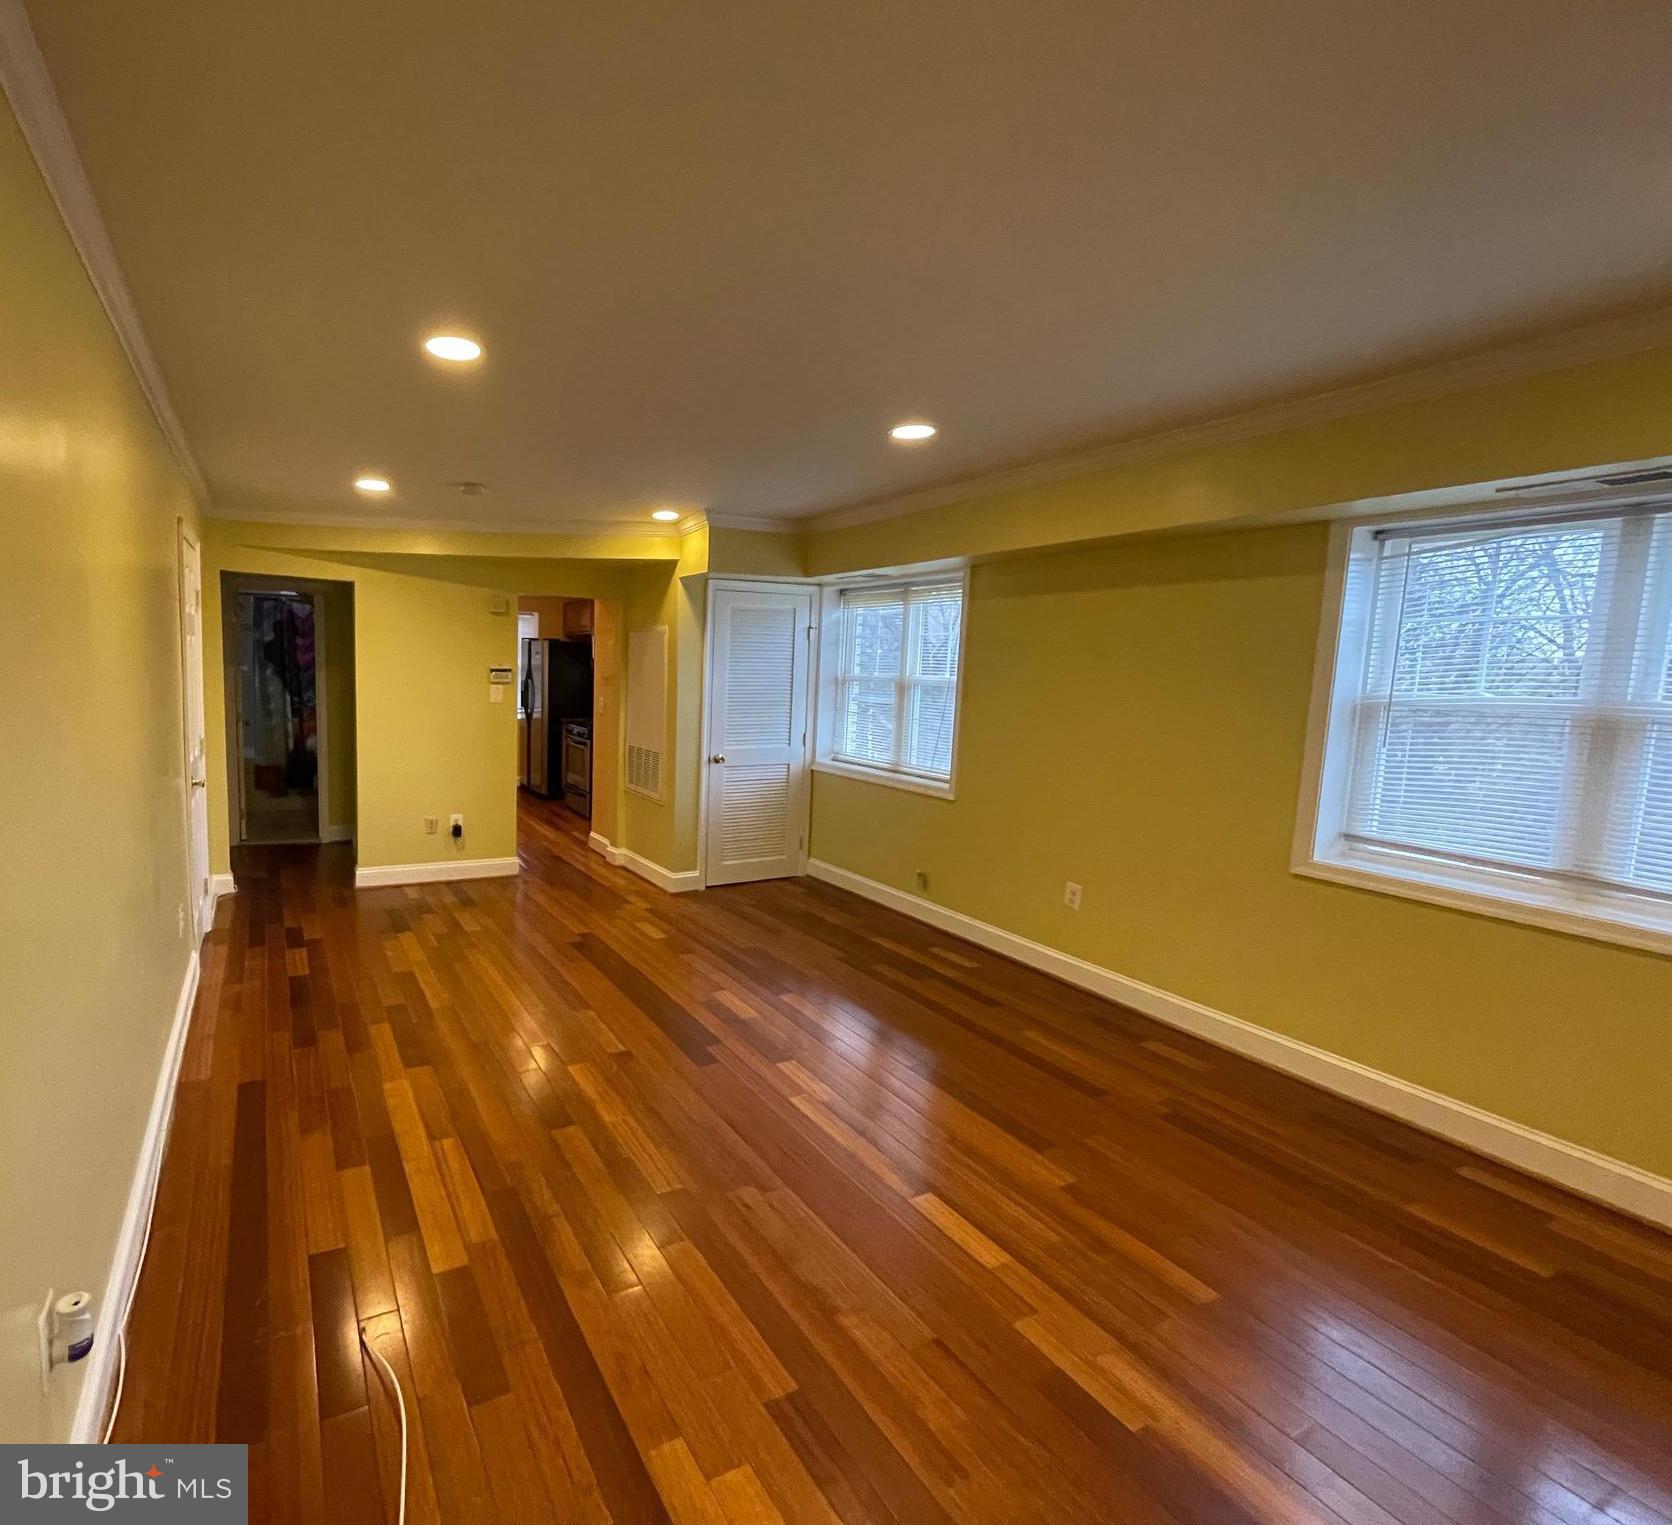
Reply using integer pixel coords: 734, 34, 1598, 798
178, 525, 212, 936
704, 584, 813, 886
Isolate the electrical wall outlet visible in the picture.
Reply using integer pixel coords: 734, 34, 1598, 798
424, 816, 439, 835
914, 869, 930, 892
1063, 881, 1083, 910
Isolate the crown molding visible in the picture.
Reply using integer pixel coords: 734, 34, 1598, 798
800, 305, 1672, 535
705, 512, 795, 534
0, 0, 210, 508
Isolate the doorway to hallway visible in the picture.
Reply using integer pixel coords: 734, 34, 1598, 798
221, 574, 356, 848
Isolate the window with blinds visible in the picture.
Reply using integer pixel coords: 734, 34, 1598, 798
1303, 505, 1672, 945
826, 577, 964, 786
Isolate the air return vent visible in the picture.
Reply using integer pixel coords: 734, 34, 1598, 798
1496, 466, 1672, 493
627, 744, 662, 798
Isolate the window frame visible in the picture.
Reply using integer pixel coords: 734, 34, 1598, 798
813, 569, 969, 800
1294, 508, 1672, 956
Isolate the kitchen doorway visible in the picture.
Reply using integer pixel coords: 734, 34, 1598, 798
517, 596, 595, 820
514, 594, 623, 855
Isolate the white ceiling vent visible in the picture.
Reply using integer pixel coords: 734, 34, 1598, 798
1495, 466, 1672, 494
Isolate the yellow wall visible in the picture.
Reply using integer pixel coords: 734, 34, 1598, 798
204, 522, 685, 878
204, 527, 522, 874
708, 525, 803, 578
809, 525, 1672, 1177
318, 581, 357, 835
590, 598, 625, 849
203, 518, 712, 877
200, 516, 681, 566
801, 343, 1672, 576
622, 529, 708, 872
0, 94, 200, 1439
792, 338, 1672, 1183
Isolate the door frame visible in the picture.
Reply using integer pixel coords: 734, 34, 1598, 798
222, 574, 335, 847
697, 577, 819, 890
177, 521, 213, 939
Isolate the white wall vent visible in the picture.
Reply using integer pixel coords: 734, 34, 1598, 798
626, 744, 662, 798
625, 626, 668, 801
1495, 465, 1672, 494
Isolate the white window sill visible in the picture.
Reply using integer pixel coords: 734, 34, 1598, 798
813, 757, 956, 800
1294, 842, 1672, 957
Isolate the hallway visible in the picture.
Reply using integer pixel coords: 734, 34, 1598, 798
112, 796, 1672, 1523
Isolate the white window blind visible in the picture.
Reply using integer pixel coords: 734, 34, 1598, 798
1327, 506, 1672, 927
832, 578, 964, 782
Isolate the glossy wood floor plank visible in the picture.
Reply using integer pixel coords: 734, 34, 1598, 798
113, 796, 1672, 1523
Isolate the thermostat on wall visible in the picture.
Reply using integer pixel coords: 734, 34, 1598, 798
488, 666, 514, 684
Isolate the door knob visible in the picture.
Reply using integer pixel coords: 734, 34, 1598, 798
710, 753, 726, 764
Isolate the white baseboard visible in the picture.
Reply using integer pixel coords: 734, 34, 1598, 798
69, 948, 200, 1442
320, 823, 355, 844
618, 850, 702, 893
196, 873, 235, 938
354, 856, 520, 889
587, 832, 702, 893
804, 859, 1672, 1231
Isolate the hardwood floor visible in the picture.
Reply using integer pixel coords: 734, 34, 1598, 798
115, 794, 1672, 1523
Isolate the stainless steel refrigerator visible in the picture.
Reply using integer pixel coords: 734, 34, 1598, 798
519, 637, 592, 804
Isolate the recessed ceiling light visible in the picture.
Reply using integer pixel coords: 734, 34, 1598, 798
650, 508, 681, 522
423, 334, 482, 363
353, 476, 391, 494
889, 421, 937, 442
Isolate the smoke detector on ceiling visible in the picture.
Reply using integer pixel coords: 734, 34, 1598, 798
451, 480, 489, 496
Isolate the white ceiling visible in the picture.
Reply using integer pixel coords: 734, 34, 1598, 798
24, 0, 1672, 530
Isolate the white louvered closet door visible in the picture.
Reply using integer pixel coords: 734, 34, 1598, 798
704, 585, 814, 886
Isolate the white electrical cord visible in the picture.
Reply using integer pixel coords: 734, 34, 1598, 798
101, 1149, 167, 1444
99, 1152, 411, 1525
360, 1324, 409, 1525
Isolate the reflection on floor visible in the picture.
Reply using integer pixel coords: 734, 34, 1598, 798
113, 793, 1672, 1523
241, 789, 318, 844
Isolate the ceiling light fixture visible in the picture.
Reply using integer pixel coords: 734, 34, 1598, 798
889, 421, 937, 442
353, 476, 392, 494
650, 508, 681, 522
423, 334, 483, 363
